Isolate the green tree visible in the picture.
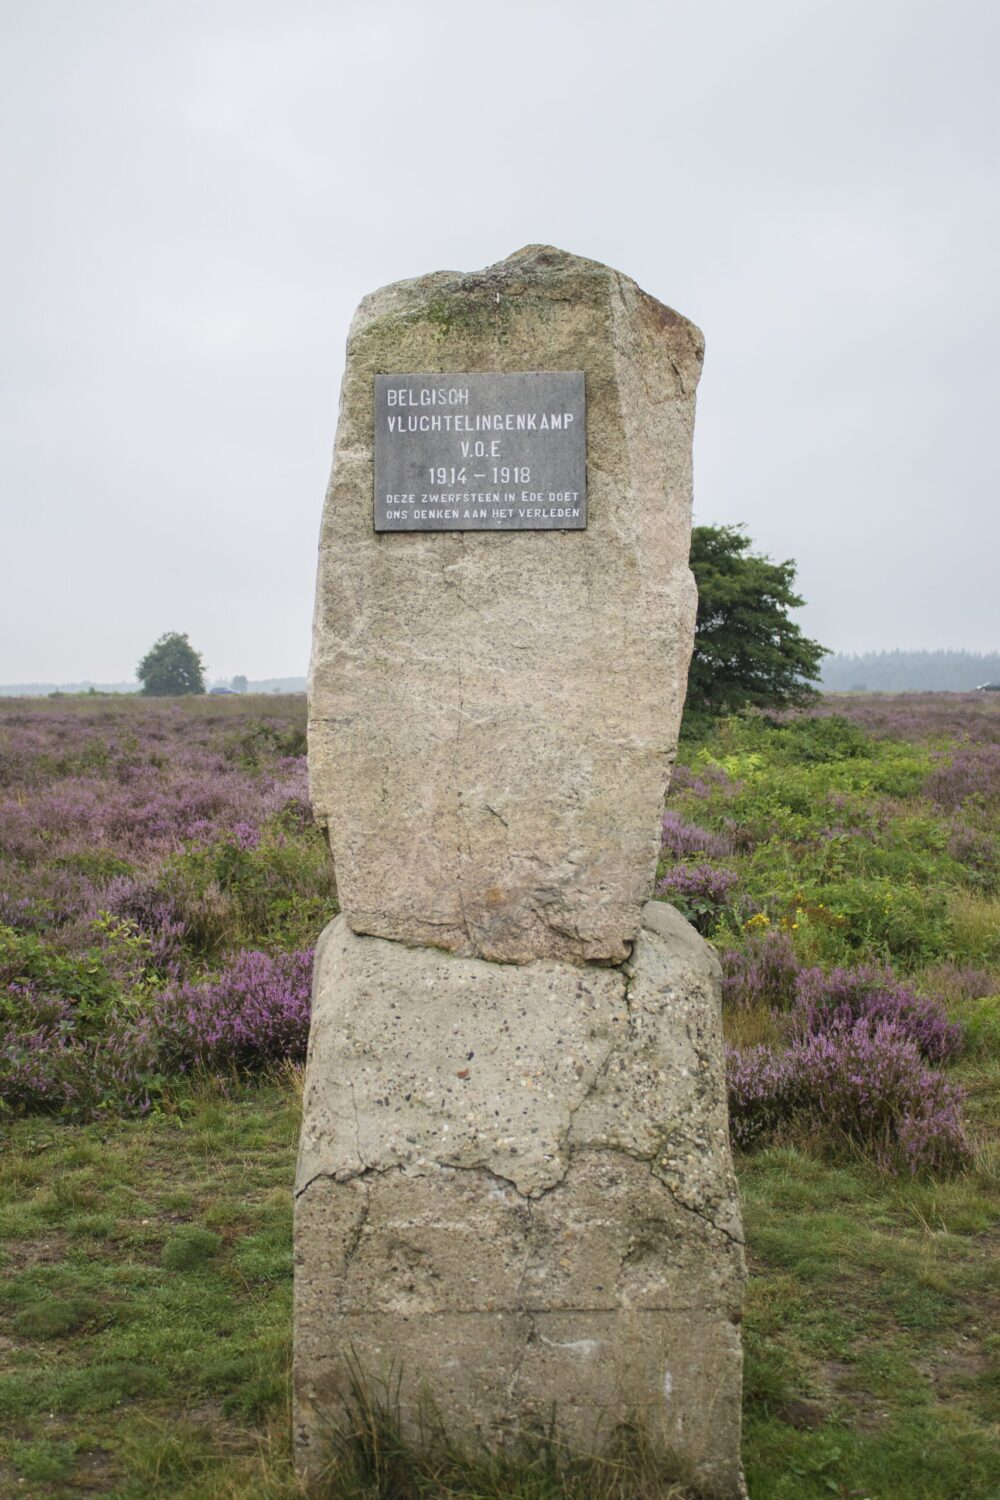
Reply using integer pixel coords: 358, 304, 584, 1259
231, 674, 248, 694
685, 525, 826, 728
136, 633, 206, 697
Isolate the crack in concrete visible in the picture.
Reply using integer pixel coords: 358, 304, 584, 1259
348, 1079, 364, 1172
654, 1180, 745, 1250
297, 1148, 743, 1251
507, 1200, 541, 1404
562, 1037, 623, 1145
341, 1182, 370, 1273
296, 1158, 547, 1202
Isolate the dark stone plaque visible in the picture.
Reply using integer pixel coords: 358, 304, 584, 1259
374, 371, 586, 532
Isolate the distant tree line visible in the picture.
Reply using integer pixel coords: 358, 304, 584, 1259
821, 650, 1000, 693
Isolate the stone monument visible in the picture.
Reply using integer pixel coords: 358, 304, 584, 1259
296, 246, 746, 1497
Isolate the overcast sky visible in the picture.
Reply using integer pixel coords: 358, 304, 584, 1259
2, 0, 997, 683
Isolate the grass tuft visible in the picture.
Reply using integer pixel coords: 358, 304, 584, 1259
313, 1351, 698, 1499
14, 1294, 104, 1340
161, 1226, 223, 1271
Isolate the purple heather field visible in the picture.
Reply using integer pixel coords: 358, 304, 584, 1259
0, 695, 328, 1117
1, 691, 998, 1174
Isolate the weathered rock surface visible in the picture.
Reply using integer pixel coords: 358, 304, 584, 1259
308, 245, 703, 965
294, 903, 746, 1496
300, 249, 744, 1490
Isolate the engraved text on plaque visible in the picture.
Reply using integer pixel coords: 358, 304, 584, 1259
374, 371, 586, 532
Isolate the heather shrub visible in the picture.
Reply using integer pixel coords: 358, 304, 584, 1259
99, 876, 187, 974
0, 865, 98, 932
720, 930, 971, 1174
791, 963, 963, 1063
792, 692, 1000, 745
796, 1019, 968, 1173
1, 984, 77, 1112
1, 944, 314, 1119
925, 744, 1000, 809
918, 961, 998, 1004
946, 821, 998, 889
724, 1043, 797, 1149
0, 692, 327, 1121
720, 930, 800, 1011
727, 1018, 969, 1173
659, 809, 733, 859
720, 938, 964, 1062
150, 948, 312, 1072
2, 689, 992, 1188
667, 761, 740, 800
54, 847, 134, 883
655, 864, 740, 934
0, 984, 159, 1119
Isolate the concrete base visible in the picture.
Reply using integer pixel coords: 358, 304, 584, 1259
294, 902, 746, 1497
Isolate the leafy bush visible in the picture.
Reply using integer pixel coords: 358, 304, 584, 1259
0, 925, 118, 1026
759, 712, 874, 764
225, 718, 308, 768
160, 831, 334, 955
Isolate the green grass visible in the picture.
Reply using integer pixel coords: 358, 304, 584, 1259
1, 1072, 997, 1499
738, 1142, 999, 1499
0, 1080, 299, 1497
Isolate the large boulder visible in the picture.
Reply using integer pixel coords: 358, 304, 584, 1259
308, 245, 703, 965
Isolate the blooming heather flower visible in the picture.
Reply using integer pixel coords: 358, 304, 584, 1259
720, 931, 800, 1011
726, 1017, 968, 1172
660, 810, 734, 860
151, 948, 313, 1070
792, 963, 963, 1063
